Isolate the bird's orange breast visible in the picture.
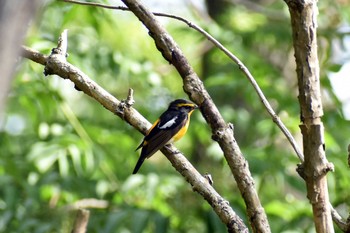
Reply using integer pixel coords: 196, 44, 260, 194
172, 119, 189, 142
171, 109, 194, 142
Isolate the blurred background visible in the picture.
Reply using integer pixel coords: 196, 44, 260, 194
1, 0, 350, 232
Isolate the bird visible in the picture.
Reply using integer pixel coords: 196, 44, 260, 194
132, 99, 198, 174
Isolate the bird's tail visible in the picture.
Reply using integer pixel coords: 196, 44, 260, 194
132, 157, 145, 174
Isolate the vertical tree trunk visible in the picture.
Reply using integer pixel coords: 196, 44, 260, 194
285, 0, 334, 232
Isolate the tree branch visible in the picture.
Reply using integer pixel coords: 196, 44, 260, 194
22, 46, 48, 65
331, 206, 350, 232
284, 0, 334, 232
65, 198, 109, 211
21, 35, 248, 232
71, 209, 90, 233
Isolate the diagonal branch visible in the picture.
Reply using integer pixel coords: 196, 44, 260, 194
21, 37, 248, 232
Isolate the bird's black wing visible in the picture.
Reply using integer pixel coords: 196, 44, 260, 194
143, 110, 187, 157
132, 110, 187, 174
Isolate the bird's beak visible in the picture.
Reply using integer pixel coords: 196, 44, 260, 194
193, 104, 199, 109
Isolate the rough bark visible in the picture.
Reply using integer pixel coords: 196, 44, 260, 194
284, 0, 334, 232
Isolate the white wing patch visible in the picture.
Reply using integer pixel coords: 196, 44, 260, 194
159, 116, 178, 129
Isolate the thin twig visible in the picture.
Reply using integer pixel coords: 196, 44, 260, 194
60, 0, 304, 163
60, 0, 128, 10
330, 206, 350, 232
21, 46, 48, 65
56, 29, 68, 56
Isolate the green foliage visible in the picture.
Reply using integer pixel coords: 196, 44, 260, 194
1, 0, 350, 232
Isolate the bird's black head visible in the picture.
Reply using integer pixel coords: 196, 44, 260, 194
168, 99, 198, 112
